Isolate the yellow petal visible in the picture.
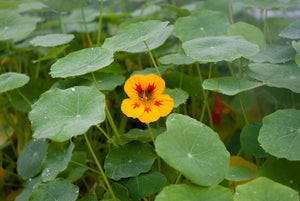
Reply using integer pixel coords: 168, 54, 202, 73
121, 98, 144, 118
153, 94, 174, 117
138, 104, 160, 123
142, 74, 165, 98
124, 74, 144, 99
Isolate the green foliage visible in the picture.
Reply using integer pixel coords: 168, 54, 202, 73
1, 0, 300, 200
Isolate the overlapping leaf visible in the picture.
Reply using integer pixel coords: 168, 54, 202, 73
30, 34, 74, 47
0, 72, 29, 93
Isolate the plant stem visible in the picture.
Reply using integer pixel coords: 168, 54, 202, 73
81, 7, 93, 47
16, 89, 31, 105
97, 0, 104, 46
147, 123, 161, 172
139, 0, 150, 18
175, 172, 182, 184
239, 93, 249, 124
228, 0, 234, 24
144, 41, 161, 77
95, 125, 118, 147
70, 160, 101, 174
59, 12, 65, 33
84, 133, 117, 201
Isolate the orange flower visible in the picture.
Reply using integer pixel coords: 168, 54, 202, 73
121, 74, 174, 123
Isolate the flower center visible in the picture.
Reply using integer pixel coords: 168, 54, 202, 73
136, 83, 156, 103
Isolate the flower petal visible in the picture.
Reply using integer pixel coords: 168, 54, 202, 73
142, 74, 165, 98
153, 94, 174, 117
124, 74, 144, 99
138, 104, 160, 123
121, 98, 144, 118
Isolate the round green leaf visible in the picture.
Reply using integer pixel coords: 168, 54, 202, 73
50, 47, 114, 78
156, 184, 233, 201
104, 141, 156, 180
41, 141, 74, 182
38, 0, 87, 12
228, 22, 265, 48
225, 166, 256, 181
183, 36, 259, 63
77, 194, 98, 201
202, 77, 264, 96
29, 86, 106, 142
279, 20, 300, 39
244, 0, 294, 9
257, 157, 300, 192
258, 109, 300, 161
234, 177, 299, 201
248, 63, 300, 93
155, 114, 230, 186
30, 34, 74, 47
0, 10, 37, 41
124, 25, 173, 53
29, 178, 79, 201
63, 7, 99, 23
15, 176, 42, 201
0, 72, 29, 93
159, 52, 196, 65
82, 72, 125, 91
17, 139, 49, 179
60, 151, 87, 182
102, 20, 168, 52
174, 9, 230, 42
120, 172, 167, 201
292, 40, 300, 67
250, 44, 296, 63
17, 2, 48, 12
163, 88, 189, 108
240, 123, 267, 158
103, 183, 131, 201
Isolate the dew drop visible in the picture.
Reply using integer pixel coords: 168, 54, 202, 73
210, 46, 215, 49
71, 88, 75, 91
200, 27, 204, 31
235, 192, 239, 195
290, 180, 294, 184
29, 178, 32, 182
44, 116, 47, 119
76, 114, 80, 118
187, 153, 192, 158
4, 26, 8, 30
128, 159, 132, 163
33, 152, 38, 156
289, 75, 296, 79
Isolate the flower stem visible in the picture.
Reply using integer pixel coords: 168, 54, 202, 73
95, 125, 118, 147
147, 123, 161, 172
16, 89, 31, 106
97, 0, 104, 46
144, 41, 161, 77
84, 133, 117, 201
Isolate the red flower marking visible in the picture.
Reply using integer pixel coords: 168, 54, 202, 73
132, 103, 139, 109
145, 107, 151, 113
147, 83, 156, 92
154, 100, 163, 106
135, 84, 142, 93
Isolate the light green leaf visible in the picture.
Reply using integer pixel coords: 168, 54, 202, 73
104, 141, 156, 180
124, 25, 173, 53
183, 36, 259, 63
102, 20, 168, 52
131, 4, 160, 18
50, 47, 114, 78
30, 34, 74, 47
156, 184, 233, 201
202, 77, 264, 96
234, 177, 299, 201
15, 176, 42, 201
279, 20, 300, 39
17, 139, 48, 179
228, 22, 265, 48
163, 88, 189, 107
63, 7, 99, 23
33, 45, 69, 63
82, 72, 125, 91
0, 72, 29, 93
225, 166, 255, 181
0, 10, 37, 41
258, 109, 300, 161
159, 52, 196, 65
132, 65, 175, 76
120, 172, 167, 201
244, 0, 295, 9
174, 9, 230, 42
155, 114, 230, 186
240, 123, 267, 158
248, 63, 300, 93
41, 141, 74, 182
29, 179, 79, 201
60, 151, 87, 183
257, 157, 300, 192
250, 44, 296, 63
38, 0, 87, 12
17, 2, 48, 12
29, 86, 106, 142
292, 40, 300, 67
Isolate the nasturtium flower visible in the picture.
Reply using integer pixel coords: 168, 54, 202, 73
121, 74, 174, 123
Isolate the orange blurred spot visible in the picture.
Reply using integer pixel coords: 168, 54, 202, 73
211, 93, 232, 125
0, 166, 4, 179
